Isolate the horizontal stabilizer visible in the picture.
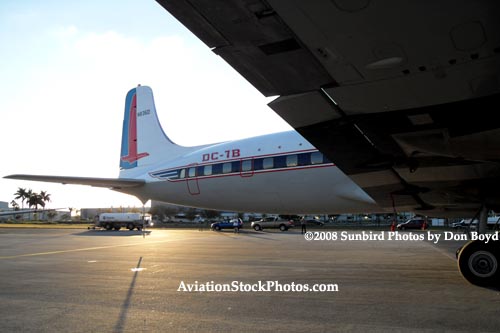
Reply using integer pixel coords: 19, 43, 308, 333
4, 174, 145, 189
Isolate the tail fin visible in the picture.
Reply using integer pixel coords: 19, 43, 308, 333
119, 85, 191, 177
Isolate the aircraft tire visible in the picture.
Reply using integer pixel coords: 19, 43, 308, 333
458, 240, 499, 288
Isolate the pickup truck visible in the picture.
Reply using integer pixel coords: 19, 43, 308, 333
251, 217, 294, 231
452, 217, 500, 230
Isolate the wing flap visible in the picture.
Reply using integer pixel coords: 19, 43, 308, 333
4, 174, 145, 189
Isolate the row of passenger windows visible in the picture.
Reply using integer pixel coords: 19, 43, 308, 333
177, 151, 330, 179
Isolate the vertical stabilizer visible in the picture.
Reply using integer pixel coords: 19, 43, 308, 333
119, 85, 192, 177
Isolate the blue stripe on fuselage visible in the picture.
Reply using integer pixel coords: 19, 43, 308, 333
120, 88, 137, 169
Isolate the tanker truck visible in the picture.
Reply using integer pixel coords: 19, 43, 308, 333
91, 213, 151, 231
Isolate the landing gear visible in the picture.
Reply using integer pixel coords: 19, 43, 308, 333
457, 239, 499, 288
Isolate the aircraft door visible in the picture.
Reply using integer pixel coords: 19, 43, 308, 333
186, 164, 200, 195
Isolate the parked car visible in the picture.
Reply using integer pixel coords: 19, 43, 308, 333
211, 218, 243, 231
306, 219, 325, 226
452, 217, 500, 230
396, 218, 428, 230
452, 219, 477, 230
251, 217, 294, 231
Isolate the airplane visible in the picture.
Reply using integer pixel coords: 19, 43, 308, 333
5, 0, 500, 287
5, 85, 382, 215
4, 84, 499, 288
151, 0, 500, 288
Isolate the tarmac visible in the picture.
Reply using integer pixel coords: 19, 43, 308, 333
0, 227, 499, 332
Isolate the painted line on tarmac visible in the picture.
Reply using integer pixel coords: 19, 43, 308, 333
0, 237, 197, 260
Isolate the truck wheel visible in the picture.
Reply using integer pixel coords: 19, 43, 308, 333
114, 226, 121, 231
279, 225, 287, 231
105, 224, 113, 231
127, 223, 134, 231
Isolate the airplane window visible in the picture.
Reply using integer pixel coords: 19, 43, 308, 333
204, 165, 212, 176
253, 159, 263, 171
263, 157, 274, 169
311, 152, 323, 165
298, 153, 310, 166
274, 156, 286, 168
241, 160, 252, 171
222, 162, 232, 173
188, 167, 196, 178
212, 164, 222, 175
286, 154, 298, 167
241, 160, 252, 172
231, 161, 241, 172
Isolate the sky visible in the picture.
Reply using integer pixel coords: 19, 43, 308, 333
0, 0, 292, 211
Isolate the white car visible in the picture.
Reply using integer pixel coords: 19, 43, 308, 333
250, 217, 294, 231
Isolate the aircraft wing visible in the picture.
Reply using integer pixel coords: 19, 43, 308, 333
4, 175, 145, 189
157, 1, 500, 216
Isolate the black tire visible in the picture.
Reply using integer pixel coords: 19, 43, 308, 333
105, 223, 113, 231
127, 223, 134, 231
215, 225, 221, 231
253, 225, 261, 231
114, 226, 121, 231
279, 225, 287, 232
458, 240, 499, 287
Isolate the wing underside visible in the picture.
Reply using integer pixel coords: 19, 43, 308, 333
158, 0, 500, 216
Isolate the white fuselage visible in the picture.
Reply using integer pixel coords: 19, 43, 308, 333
119, 131, 381, 214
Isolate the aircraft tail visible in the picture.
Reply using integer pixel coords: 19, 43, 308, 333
119, 85, 194, 177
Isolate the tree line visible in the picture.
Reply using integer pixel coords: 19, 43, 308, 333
11, 187, 51, 211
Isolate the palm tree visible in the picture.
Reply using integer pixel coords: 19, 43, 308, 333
27, 192, 44, 221
40, 191, 51, 208
14, 188, 29, 209
10, 200, 19, 210
26, 189, 33, 206
47, 211, 57, 221
27, 192, 44, 210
